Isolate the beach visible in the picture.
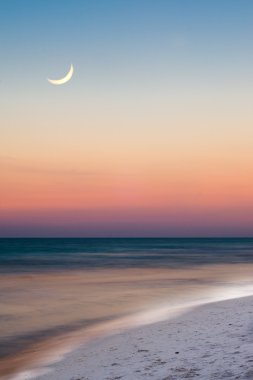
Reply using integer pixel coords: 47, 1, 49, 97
29, 295, 253, 380
1, 239, 253, 379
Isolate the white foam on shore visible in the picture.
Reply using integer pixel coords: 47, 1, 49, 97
10, 281, 253, 380
131, 282, 253, 326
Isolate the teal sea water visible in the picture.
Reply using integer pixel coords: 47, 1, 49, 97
1, 238, 253, 272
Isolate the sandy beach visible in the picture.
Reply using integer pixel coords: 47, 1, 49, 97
25, 295, 253, 380
1, 264, 253, 380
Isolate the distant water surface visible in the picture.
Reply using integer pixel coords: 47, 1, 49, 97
1, 238, 253, 272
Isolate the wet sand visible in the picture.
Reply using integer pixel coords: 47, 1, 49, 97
1, 265, 253, 379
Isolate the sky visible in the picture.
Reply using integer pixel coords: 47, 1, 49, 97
1, 0, 253, 237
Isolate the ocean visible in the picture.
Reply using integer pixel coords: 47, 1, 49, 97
1, 238, 253, 272
0, 238, 253, 379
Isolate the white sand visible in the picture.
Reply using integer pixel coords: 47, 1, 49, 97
31, 295, 253, 380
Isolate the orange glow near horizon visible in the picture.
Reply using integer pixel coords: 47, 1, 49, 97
2, 135, 253, 215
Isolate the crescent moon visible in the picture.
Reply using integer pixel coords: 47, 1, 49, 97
47, 64, 74, 85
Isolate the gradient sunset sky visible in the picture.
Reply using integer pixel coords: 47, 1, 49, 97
1, 0, 253, 237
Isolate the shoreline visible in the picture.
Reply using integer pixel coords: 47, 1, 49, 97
1, 265, 253, 380
11, 294, 253, 380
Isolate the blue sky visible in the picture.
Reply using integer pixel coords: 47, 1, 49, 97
1, 0, 253, 82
